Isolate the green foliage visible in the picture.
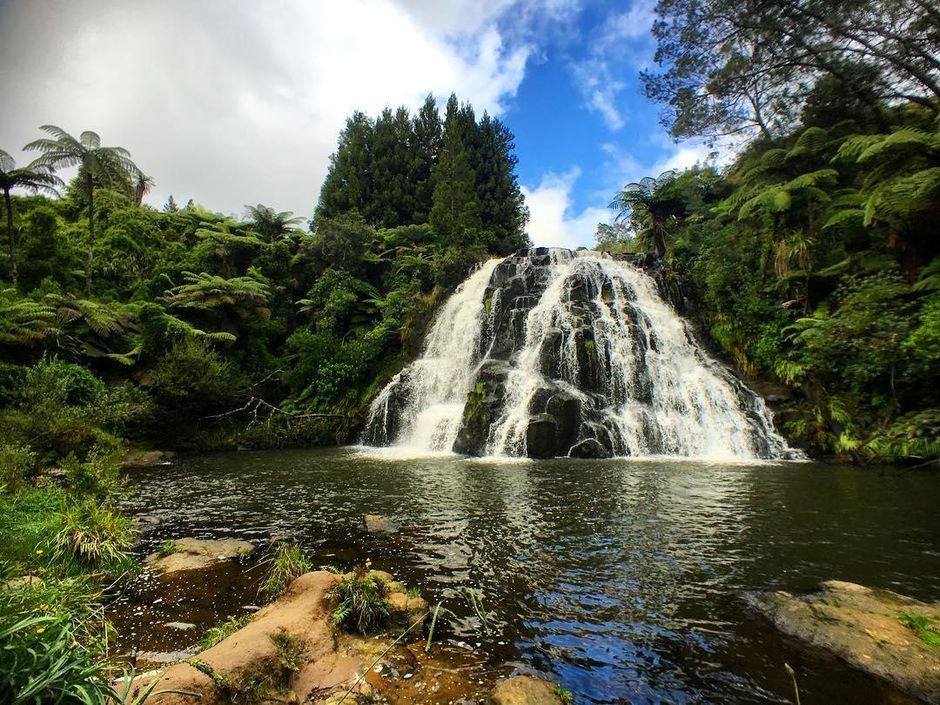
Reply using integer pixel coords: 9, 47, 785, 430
158, 539, 179, 557
0, 613, 113, 705
330, 566, 391, 635
199, 614, 253, 651
270, 628, 303, 672
898, 610, 940, 648
53, 499, 134, 569
259, 543, 311, 599
614, 103, 940, 462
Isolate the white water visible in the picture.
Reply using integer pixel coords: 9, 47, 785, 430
364, 249, 795, 460
365, 258, 500, 452
486, 252, 789, 458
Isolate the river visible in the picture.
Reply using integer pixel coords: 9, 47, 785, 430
119, 448, 939, 704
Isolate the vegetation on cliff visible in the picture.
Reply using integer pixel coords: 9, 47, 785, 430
602, 0, 939, 464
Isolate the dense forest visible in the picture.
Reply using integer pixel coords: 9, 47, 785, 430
599, 0, 940, 464
0, 93, 528, 698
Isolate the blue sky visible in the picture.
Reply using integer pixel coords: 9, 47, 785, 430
0, 0, 716, 249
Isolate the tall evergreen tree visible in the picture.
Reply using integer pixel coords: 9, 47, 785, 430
429, 103, 481, 248
410, 94, 443, 224
315, 112, 374, 223
369, 107, 414, 228
475, 115, 529, 253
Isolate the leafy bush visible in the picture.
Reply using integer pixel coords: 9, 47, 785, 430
0, 613, 113, 705
260, 542, 311, 599
53, 499, 135, 569
330, 565, 391, 635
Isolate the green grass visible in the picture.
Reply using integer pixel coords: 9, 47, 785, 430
330, 566, 391, 635
54, 499, 136, 573
158, 539, 179, 556
199, 614, 253, 651
259, 542, 312, 599
270, 628, 303, 672
899, 610, 940, 648
554, 684, 574, 704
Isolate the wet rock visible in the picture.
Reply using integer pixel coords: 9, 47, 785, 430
163, 622, 196, 631
568, 438, 611, 459
144, 537, 254, 575
293, 653, 364, 697
122, 450, 175, 469
746, 580, 940, 703
135, 571, 338, 705
388, 591, 429, 629
489, 675, 568, 705
525, 416, 558, 459
363, 514, 398, 534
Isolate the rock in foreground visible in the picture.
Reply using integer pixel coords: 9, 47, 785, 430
144, 537, 254, 574
490, 675, 569, 705
746, 580, 940, 704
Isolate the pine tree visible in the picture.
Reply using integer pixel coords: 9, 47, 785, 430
429, 102, 481, 248
315, 112, 374, 223
476, 115, 529, 253
410, 94, 443, 224
369, 107, 414, 228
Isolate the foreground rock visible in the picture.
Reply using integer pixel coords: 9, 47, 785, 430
490, 675, 569, 705
746, 580, 940, 704
144, 538, 254, 575
130, 570, 490, 705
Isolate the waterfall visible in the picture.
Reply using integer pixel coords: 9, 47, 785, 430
363, 248, 799, 460
362, 258, 501, 452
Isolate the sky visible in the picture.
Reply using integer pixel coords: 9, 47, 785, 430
0, 0, 717, 249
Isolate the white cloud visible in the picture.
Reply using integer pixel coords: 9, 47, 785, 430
522, 168, 611, 249
522, 136, 726, 250
0, 0, 540, 219
567, 0, 657, 131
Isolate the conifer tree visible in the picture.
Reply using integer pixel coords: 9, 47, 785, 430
429, 100, 481, 248
410, 94, 443, 223
315, 111, 374, 223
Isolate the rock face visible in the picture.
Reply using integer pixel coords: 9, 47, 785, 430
144, 538, 255, 575
364, 247, 795, 460
489, 675, 568, 705
746, 580, 940, 704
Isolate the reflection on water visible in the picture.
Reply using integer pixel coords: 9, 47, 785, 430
120, 448, 940, 704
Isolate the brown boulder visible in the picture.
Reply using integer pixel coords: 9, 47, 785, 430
134, 571, 339, 705
144, 538, 254, 575
747, 580, 940, 704
490, 675, 569, 705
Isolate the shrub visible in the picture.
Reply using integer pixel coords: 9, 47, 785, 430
0, 444, 37, 492
0, 614, 113, 705
53, 499, 135, 569
260, 543, 311, 599
330, 565, 390, 635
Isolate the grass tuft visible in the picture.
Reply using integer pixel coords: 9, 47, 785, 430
199, 614, 253, 651
899, 610, 940, 648
330, 565, 390, 635
260, 542, 311, 599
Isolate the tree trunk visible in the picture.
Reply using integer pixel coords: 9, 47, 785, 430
85, 174, 95, 294
4, 188, 16, 286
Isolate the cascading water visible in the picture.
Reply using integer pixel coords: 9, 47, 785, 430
363, 248, 799, 460
362, 258, 501, 452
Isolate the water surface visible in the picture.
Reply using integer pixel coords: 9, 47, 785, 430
121, 448, 940, 704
